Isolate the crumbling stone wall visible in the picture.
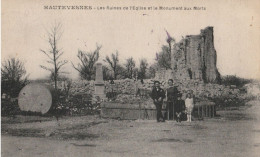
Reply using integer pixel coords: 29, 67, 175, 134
170, 27, 221, 83
56, 79, 241, 102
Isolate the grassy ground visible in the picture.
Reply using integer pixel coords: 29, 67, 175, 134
2, 100, 260, 157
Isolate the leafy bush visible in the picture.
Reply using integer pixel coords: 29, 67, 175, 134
106, 92, 118, 101
48, 89, 100, 116
1, 58, 28, 97
221, 75, 252, 88
1, 99, 21, 116
208, 93, 255, 110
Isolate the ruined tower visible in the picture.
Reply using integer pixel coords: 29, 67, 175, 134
171, 27, 221, 83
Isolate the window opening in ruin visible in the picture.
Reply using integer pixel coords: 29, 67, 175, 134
187, 68, 192, 79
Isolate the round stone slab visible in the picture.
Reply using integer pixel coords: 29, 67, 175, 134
18, 83, 52, 114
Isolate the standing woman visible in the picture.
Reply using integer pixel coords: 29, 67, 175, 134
185, 92, 194, 122
151, 81, 165, 122
165, 79, 178, 120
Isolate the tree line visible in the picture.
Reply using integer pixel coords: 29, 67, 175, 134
1, 22, 174, 96
37, 22, 171, 86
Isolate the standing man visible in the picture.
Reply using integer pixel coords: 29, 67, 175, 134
151, 81, 165, 122
165, 79, 178, 120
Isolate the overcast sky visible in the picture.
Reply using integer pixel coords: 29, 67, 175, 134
2, 0, 260, 80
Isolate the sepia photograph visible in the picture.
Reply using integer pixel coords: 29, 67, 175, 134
1, 0, 260, 156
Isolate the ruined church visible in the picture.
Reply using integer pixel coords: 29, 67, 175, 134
156, 27, 221, 84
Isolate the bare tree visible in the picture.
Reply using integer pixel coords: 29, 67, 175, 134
39, 22, 67, 90
104, 51, 120, 80
1, 57, 28, 97
125, 57, 136, 79
138, 58, 148, 79
72, 44, 101, 80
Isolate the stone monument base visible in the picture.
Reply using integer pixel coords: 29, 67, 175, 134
94, 84, 105, 100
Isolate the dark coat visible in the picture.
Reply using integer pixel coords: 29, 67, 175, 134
166, 86, 178, 102
175, 99, 185, 113
151, 87, 165, 102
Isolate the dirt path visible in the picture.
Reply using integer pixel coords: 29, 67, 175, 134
2, 100, 260, 157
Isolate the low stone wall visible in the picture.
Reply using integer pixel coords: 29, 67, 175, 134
101, 102, 157, 120
101, 101, 216, 120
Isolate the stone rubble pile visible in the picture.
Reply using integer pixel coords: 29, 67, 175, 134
244, 82, 260, 99
57, 80, 95, 96
53, 78, 251, 109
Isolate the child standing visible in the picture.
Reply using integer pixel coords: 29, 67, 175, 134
175, 93, 185, 122
185, 93, 194, 122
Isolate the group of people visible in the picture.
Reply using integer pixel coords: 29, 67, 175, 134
151, 79, 194, 123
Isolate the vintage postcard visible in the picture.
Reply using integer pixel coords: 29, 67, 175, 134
1, 0, 260, 156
